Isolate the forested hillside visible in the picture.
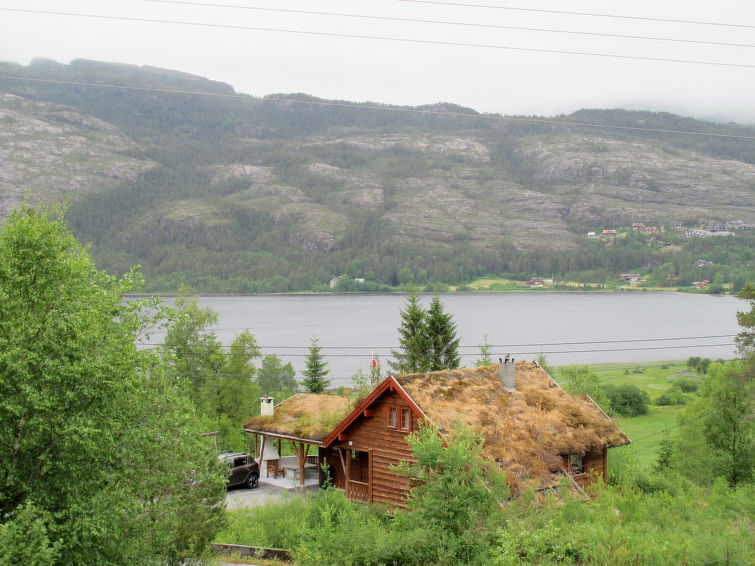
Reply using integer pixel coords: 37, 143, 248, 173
1, 59, 754, 292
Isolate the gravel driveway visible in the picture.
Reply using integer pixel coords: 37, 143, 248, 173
225, 482, 319, 511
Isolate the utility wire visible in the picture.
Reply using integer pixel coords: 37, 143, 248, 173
2, 75, 755, 140
626, 412, 706, 443
1, 7, 753, 69
142, 333, 737, 349
145, 0, 755, 49
396, 0, 755, 30
138, 342, 735, 355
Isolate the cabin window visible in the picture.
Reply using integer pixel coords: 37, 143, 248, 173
570, 453, 585, 475
400, 408, 411, 431
387, 406, 398, 428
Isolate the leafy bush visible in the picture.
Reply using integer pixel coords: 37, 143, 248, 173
672, 378, 699, 392
686, 356, 712, 374
603, 384, 650, 416
655, 387, 686, 406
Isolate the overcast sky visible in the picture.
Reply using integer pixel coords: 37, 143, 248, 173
1, 0, 754, 123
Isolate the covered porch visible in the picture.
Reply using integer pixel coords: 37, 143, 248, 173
242, 393, 353, 488
244, 428, 322, 488
321, 446, 372, 503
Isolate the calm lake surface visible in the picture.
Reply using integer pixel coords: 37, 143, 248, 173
151, 293, 744, 387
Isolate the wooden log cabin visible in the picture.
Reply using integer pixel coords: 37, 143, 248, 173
321, 360, 629, 506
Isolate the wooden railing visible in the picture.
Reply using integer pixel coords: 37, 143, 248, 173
346, 480, 369, 503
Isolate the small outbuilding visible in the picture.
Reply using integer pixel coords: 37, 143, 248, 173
243, 394, 352, 486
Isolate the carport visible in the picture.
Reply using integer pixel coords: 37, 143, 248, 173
243, 394, 352, 487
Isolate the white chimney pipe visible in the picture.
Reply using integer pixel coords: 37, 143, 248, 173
498, 355, 516, 392
260, 396, 274, 416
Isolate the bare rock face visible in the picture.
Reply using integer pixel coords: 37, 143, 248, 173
317, 134, 491, 163
516, 135, 755, 226
307, 162, 384, 210
0, 94, 153, 218
282, 203, 350, 252
208, 164, 274, 186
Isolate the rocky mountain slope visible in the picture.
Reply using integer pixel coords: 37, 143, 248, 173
0, 59, 753, 291
0, 92, 153, 217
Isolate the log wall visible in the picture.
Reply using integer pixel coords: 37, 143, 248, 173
562, 448, 607, 487
327, 388, 416, 507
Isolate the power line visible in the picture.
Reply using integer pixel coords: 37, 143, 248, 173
145, 0, 755, 49
396, 0, 755, 30
138, 342, 735, 355
1, 7, 753, 69
626, 412, 706, 443
156, 333, 735, 349
3, 75, 755, 141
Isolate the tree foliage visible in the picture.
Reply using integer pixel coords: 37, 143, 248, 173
258, 354, 297, 396
302, 336, 330, 393
476, 334, 494, 366
162, 294, 262, 450
0, 206, 226, 565
390, 291, 430, 374
426, 295, 461, 371
398, 421, 504, 535
559, 365, 606, 406
673, 286, 755, 486
390, 292, 461, 374
736, 282, 755, 355
698, 361, 753, 485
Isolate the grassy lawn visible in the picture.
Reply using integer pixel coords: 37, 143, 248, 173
612, 406, 684, 469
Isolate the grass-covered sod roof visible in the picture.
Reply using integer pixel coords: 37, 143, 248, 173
244, 394, 353, 441
397, 361, 630, 479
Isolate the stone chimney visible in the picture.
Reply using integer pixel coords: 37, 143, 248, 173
260, 396, 274, 416
499, 354, 516, 392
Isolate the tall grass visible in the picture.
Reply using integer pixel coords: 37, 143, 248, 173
218, 479, 754, 565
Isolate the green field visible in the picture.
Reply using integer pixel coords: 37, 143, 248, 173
555, 360, 706, 469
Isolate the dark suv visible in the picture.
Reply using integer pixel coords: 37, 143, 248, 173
218, 451, 259, 489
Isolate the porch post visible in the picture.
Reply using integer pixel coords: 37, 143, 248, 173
291, 441, 307, 487
257, 435, 267, 466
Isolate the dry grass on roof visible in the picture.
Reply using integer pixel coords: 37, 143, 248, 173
243, 394, 352, 441
397, 361, 629, 481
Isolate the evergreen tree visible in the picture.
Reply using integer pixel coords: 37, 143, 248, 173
475, 334, 494, 366
390, 291, 430, 374
302, 336, 330, 393
426, 295, 461, 371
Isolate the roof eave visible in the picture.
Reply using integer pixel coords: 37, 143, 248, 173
243, 427, 325, 445
322, 375, 428, 447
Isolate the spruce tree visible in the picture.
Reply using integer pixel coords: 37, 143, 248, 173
426, 295, 461, 371
302, 336, 330, 393
390, 291, 430, 374
475, 334, 494, 367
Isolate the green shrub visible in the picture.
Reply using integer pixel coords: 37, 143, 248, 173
655, 387, 686, 406
603, 384, 651, 416
672, 378, 699, 392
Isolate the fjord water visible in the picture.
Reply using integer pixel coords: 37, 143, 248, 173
169, 292, 744, 387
